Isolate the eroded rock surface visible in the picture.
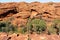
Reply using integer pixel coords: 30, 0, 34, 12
0, 33, 60, 40
0, 2, 60, 26
0, 2, 60, 40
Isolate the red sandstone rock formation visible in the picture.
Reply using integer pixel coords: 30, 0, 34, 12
0, 2, 60, 26
0, 2, 60, 40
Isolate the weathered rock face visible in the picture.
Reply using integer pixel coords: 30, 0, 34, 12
0, 2, 60, 26
0, 2, 60, 40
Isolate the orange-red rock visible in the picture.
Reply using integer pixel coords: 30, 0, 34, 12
0, 2, 60, 26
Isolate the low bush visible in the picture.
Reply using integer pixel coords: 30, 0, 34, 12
53, 19, 60, 35
27, 19, 46, 34
47, 26, 57, 35
0, 20, 17, 33
47, 19, 60, 35
27, 37, 31, 40
20, 27, 27, 34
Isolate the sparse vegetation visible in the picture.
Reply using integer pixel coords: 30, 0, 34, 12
20, 27, 27, 34
47, 26, 57, 35
0, 20, 17, 33
27, 37, 31, 40
0, 18, 60, 35
47, 19, 60, 35
27, 19, 46, 34
53, 19, 60, 35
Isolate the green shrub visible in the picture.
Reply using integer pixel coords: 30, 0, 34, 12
53, 19, 60, 28
0, 20, 17, 33
47, 26, 57, 35
27, 37, 31, 40
27, 19, 46, 34
27, 22, 33, 34
53, 19, 60, 34
31, 19, 46, 34
47, 19, 60, 35
20, 27, 27, 34
0, 19, 28, 34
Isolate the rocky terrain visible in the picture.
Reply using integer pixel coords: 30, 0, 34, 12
0, 33, 60, 40
0, 2, 60, 40
0, 2, 60, 25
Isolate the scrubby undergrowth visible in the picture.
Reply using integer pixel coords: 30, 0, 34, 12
0, 18, 60, 35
